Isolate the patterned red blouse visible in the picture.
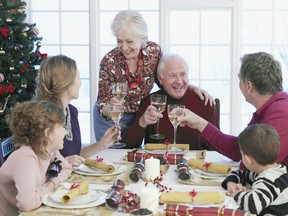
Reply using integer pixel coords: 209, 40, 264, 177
96, 41, 162, 113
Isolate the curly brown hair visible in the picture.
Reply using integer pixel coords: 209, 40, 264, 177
6, 100, 65, 157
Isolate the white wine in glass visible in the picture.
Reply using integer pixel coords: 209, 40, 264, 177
168, 104, 185, 152
108, 103, 126, 148
150, 94, 167, 140
112, 82, 128, 103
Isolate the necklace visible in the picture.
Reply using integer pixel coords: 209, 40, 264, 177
64, 107, 73, 141
124, 50, 143, 89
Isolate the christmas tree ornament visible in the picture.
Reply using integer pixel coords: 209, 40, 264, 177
0, 73, 4, 82
0, 49, 5, 55
9, 67, 15, 71
36, 41, 42, 47
21, 32, 27, 37
6, 18, 12, 22
31, 27, 39, 36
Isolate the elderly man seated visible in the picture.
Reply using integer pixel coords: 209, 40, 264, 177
122, 53, 219, 150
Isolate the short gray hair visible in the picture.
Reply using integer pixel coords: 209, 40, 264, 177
111, 10, 148, 46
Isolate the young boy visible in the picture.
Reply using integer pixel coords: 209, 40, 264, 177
221, 124, 288, 216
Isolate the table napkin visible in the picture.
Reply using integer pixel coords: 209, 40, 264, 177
188, 159, 231, 174
61, 181, 89, 204
145, 143, 189, 150
160, 191, 225, 204
84, 158, 115, 173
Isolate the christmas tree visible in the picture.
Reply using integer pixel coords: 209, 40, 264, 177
0, 0, 47, 141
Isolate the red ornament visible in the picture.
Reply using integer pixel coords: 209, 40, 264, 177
0, 27, 8, 37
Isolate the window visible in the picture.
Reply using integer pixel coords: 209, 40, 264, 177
27, 0, 288, 144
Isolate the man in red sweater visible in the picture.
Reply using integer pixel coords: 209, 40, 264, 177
178, 52, 288, 170
122, 54, 219, 150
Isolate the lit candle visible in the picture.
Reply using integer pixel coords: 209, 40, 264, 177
140, 187, 159, 215
145, 157, 160, 181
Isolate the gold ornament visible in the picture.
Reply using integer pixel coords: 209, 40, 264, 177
6, 18, 12, 22
9, 67, 15, 71
0, 49, 5, 55
21, 84, 27, 89
21, 32, 27, 37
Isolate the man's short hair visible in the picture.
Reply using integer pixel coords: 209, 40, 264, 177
239, 52, 283, 94
238, 124, 280, 165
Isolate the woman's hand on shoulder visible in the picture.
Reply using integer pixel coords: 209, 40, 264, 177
190, 85, 215, 106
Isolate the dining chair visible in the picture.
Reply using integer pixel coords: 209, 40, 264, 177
215, 98, 220, 129
0, 137, 13, 166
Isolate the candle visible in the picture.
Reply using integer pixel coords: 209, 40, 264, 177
145, 157, 160, 181
140, 187, 159, 215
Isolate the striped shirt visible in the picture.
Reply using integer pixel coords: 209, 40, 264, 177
222, 165, 288, 216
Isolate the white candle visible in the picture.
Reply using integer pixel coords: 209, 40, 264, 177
145, 157, 160, 181
140, 187, 159, 215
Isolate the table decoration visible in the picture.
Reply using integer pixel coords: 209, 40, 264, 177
129, 158, 145, 183
84, 158, 115, 173
145, 157, 160, 181
140, 187, 159, 215
127, 150, 185, 165
177, 158, 191, 181
145, 143, 189, 150
188, 159, 231, 174
105, 179, 126, 210
163, 204, 252, 216
160, 190, 225, 204
62, 181, 89, 204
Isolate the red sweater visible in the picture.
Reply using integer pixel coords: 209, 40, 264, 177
122, 88, 219, 150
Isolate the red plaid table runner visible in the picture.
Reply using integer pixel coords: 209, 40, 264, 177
127, 151, 185, 165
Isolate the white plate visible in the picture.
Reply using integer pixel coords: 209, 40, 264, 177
43, 190, 106, 209
74, 163, 127, 176
190, 168, 227, 179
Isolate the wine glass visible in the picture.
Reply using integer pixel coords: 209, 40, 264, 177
111, 82, 128, 103
167, 104, 185, 152
108, 103, 126, 148
150, 94, 167, 140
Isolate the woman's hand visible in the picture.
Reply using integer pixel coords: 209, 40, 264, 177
99, 125, 121, 149
139, 105, 163, 128
65, 155, 84, 170
190, 85, 215, 106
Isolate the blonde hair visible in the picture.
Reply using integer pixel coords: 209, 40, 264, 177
7, 100, 65, 157
36, 55, 77, 109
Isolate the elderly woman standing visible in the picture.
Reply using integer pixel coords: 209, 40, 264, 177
94, 10, 213, 143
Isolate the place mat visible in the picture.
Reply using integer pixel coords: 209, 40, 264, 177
67, 162, 133, 185
20, 204, 115, 216
146, 143, 190, 150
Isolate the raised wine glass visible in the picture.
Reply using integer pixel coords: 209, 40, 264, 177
150, 94, 167, 140
111, 82, 128, 104
167, 104, 185, 152
108, 103, 126, 148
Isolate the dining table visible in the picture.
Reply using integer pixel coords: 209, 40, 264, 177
20, 148, 244, 216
